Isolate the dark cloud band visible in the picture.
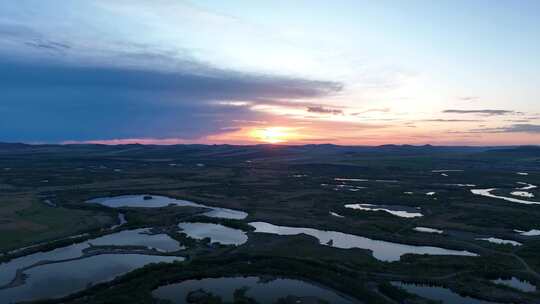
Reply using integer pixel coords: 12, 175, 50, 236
443, 109, 518, 116
0, 58, 342, 142
470, 124, 540, 133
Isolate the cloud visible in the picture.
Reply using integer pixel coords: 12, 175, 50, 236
0, 59, 341, 101
63, 138, 194, 145
421, 119, 483, 122
24, 39, 71, 52
443, 109, 519, 116
231, 119, 267, 125
0, 57, 341, 142
0, 2, 346, 143
220, 126, 242, 132
469, 124, 540, 133
0, 23, 39, 38
457, 96, 479, 102
505, 119, 531, 123
306, 106, 343, 115
363, 107, 390, 113
351, 108, 390, 116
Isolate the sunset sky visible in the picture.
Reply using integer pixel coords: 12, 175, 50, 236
1, 0, 539, 145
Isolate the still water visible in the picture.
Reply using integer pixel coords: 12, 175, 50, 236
153, 276, 355, 304
492, 277, 536, 293
476, 237, 522, 246
344, 203, 423, 218
414, 227, 443, 234
471, 189, 540, 205
178, 222, 248, 245
392, 282, 498, 304
88, 195, 248, 219
0, 254, 182, 303
249, 222, 477, 262
0, 228, 181, 287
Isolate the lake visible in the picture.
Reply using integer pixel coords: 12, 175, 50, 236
153, 276, 356, 304
0, 228, 182, 287
88, 194, 248, 219
0, 254, 182, 303
414, 227, 443, 234
476, 237, 522, 246
492, 277, 536, 293
249, 222, 477, 262
392, 282, 498, 304
471, 189, 540, 205
178, 222, 248, 245
344, 203, 423, 218
515, 229, 540, 236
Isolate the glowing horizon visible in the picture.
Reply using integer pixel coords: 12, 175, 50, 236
1, 1, 539, 145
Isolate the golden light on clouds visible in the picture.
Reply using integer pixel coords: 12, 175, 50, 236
249, 127, 298, 144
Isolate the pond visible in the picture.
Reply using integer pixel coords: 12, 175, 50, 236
109, 213, 127, 230
0, 228, 182, 287
476, 237, 522, 246
510, 191, 534, 198
334, 177, 369, 182
516, 182, 537, 190
392, 282, 498, 304
515, 229, 540, 236
414, 227, 443, 234
333, 184, 365, 191
87, 195, 248, 219
471, 189, 540, 205
249, 222, 477, 262
178, 222, 248, 245
89, 228, 184, 252
492, 277, 537, 293
333, 178, 399, 183
0, 254, 182, 303
344, 203, 423, 218
153, 276, 356, 304
330, 211, 345, 218
202, 207, 249, 220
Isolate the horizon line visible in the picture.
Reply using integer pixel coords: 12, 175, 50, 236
1, 141, 538, 149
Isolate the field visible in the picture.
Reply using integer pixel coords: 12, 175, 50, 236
1, 143, 539, 303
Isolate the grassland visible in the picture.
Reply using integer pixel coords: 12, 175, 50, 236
0, 193, 113, 252
0, 143, 539, 303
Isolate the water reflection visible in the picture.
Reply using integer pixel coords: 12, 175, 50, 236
344, 204, 423, 218
515, 229, 540, 236
0, 254, 182, 303
392, 282, 497, 304
330, 211, 345, 218
414, 227, 443, 234
249, 222, 476, 262
471, 189, 540, 205
153, 276, 354, 304
492, 277, 536, 293
0, 228, 181, 287
516, 182, 537, 190
476, 237, 522, 246
88, 195, 248, 219
178, 222, 248, 245
109, 213, 127, 230
510, 191, 534, 198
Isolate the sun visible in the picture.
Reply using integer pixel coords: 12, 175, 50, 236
250, 127, 294, 144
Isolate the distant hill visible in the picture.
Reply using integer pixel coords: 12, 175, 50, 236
480, 145, 540, 157
0, 141, 530, 158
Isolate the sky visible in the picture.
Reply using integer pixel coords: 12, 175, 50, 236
1, 0, 539, 146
